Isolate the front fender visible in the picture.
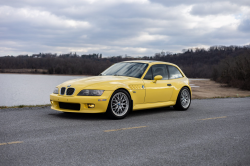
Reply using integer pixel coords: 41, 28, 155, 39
86, 81, 145, 105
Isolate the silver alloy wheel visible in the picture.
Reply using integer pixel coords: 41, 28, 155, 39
180, 89, 190, 109
111, 92, 129, 117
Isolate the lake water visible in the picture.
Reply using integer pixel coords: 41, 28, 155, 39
0, 74, 88, 106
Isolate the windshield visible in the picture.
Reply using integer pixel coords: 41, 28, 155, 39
100, 62, 148, 78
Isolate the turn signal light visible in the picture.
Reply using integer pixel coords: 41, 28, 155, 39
87, 104, 95, 108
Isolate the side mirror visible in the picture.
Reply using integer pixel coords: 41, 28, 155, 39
153, 75, 163, 83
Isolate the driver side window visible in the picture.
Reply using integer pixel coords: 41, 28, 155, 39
143, 64, 168, 80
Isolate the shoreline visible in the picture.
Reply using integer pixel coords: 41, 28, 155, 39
0, 104, 51, 109
0, 73, 93, 76
1, 76, 249, 109
0, 69, 94, 76
0, 72, 208, 78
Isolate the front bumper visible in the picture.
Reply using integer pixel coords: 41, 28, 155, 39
50, 91, 113, 113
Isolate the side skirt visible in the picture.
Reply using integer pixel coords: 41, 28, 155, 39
133, 101, 176, 111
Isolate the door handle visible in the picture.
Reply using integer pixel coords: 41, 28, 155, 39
167, 84, 172, 86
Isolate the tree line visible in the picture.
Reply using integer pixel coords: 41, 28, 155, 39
0, 45, 249, 90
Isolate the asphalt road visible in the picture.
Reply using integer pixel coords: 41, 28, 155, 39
1, 98, 250, 166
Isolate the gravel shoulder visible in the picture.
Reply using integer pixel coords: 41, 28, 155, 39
190, 79, 250, 99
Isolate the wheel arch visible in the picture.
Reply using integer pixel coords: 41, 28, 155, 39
106, 88, 133, 119
112, 88, 134, 107
170, 85, 192, 102
173, 85, 191, 110
176, 86, 192, 99
182, 85, 192, 97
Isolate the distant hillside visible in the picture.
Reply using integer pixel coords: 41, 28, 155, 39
156, 46, 249, 78
1, 45, 250, 90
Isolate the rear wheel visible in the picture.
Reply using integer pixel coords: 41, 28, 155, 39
174, 87, 191, 110
106, 89, 131, 119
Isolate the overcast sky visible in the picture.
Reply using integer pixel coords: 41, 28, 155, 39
0, 0, 249, 57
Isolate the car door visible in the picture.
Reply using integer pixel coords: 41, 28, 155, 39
143, 64, 174, 103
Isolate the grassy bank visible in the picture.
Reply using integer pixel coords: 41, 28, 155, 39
0, 69, 48, 74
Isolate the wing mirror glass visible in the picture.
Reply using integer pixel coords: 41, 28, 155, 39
153, 75, 162, 83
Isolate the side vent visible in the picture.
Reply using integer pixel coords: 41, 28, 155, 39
129, 85, 144, 90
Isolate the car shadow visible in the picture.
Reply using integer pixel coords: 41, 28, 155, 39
48, 112, 107, 121
128, 106, 176, 118
48, 106, 177, 120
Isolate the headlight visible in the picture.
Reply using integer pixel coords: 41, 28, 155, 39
53, 87, 59, 94
77, 90, 104, 96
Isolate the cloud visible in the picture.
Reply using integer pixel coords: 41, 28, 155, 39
238, 17, 250, 33
149, 0, 250, 7
0, 6, 91, 29
0, 0, 249, 57
190, 2, 240, 16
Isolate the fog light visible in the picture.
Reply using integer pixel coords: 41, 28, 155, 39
87, 104, 95, 108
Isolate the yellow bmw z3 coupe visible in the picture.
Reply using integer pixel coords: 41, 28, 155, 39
50, 60, 192, 119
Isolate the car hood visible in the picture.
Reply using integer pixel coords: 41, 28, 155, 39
58, 76, 140, 90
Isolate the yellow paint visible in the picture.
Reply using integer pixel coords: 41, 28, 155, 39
0, 141, 23, 146
7, 141, 23, 144
143, 80, 174, 103
153, 75, 163, 83
104, 126, 146, 132
50, 61, 192, 113
133, 101, 176, 110
200, 116, 227, 120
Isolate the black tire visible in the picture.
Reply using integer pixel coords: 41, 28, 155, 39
174, 87, 191, 111
106, 89, 132, 119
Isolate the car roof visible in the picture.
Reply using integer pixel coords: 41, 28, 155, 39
122, 60, 176, 66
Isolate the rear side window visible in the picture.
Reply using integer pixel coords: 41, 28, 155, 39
143, 64, 168, 80
168, 65, 183, 79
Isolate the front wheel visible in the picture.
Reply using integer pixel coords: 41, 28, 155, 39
106, 90, 132, 119
174, 87, 191, 110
